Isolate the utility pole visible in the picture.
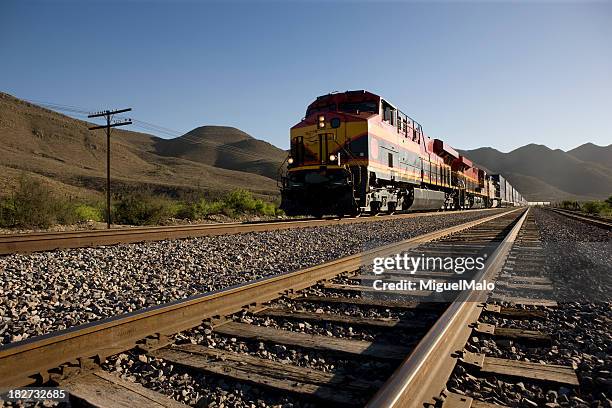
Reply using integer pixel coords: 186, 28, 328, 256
88, 109, 132, 229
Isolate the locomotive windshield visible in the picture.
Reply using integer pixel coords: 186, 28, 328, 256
306, 103, 337, 116
338, 101, 378, 113
306, 100, 379, 116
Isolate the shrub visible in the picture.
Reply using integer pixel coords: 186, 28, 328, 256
0, 175, 100, 228
175, 202, 198, 220
581, 201, 604, 215
74, 204, 104, 222
2, 176, 58, 228
174, 191, 280, 220
196, 199, 225, 217
0, 199, 17, 228
560, 200, 579, 211
606, 195, 612, 208
224, 190, 258, 213
222, 190, 280, 218
113, 192, 177, 225
254, 200, 278, 216
0, 179, 281, 228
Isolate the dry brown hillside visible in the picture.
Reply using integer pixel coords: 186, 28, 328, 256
155, 125, 287, 180
0, 92, 280, 201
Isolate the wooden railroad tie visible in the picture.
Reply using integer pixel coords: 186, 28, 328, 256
292, 295, 445, 311
488, 295, 558, 308
62, 370, 188, 408
257, 307, 431, 330
152, 345, 376, 406
214, 322, 413, 360
474, 322, 551, 344
460, 351, 579, 386
483, 304, 547, 319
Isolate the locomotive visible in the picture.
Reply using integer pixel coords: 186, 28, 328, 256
280, 90, 525, 216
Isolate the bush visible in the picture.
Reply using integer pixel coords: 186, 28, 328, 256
224, 190, 258, 213
581, 201, 605, 215
0, 179, 281, 228
560, 200, 579, 211
0, 199, 17, 228
177, 190, 280, 220
74, 204, 104, 222
100, 189, 280, 225
222, 189, 279, 217
0, 176, 59, 228
196, 199, 225, 217
175, 202, 197, 220
113, 192, 178, 225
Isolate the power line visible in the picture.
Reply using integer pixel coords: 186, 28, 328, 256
23, 99, 93, 115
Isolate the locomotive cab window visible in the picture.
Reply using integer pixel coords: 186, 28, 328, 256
338, 101, 378, 114
397, 111, 406, 134
306, 103, 336, 117
382, 100, 396, 126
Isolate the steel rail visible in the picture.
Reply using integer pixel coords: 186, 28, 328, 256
550, 208, 612, 230
366, 208, 529, 408
0, 209, 518, 390
0, 208, 501, 255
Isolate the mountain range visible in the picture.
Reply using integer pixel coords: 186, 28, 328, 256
459, 143, 612, 201
1, 91, 609, 202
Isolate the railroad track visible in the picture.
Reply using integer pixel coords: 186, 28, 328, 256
0, 208, 501, 255
549, 207, 612, 230
0, 208, 529, 407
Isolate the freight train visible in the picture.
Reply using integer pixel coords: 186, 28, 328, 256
280, 90, 527, 217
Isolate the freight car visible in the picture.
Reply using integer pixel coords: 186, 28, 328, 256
280, 90, 524, 216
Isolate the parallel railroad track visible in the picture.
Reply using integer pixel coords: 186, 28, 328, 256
0, 208, 501, 255
428, 208, 588, 408
0, 208, 530, 407
550, 208, 612, 230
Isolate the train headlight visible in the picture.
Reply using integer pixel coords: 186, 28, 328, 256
318, 115, 325, 128
287, 157, 294, 164
329, 154, 336, 162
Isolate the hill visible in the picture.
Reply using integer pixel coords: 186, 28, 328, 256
567, 143, 612, 171
0, 92, 281, 201
459, 144, 612, 201
155, 126, 286, 180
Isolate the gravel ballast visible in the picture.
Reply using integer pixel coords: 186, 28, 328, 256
0, 210, 506, 345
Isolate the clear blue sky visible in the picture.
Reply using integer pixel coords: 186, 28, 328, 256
1, 0, 611, 152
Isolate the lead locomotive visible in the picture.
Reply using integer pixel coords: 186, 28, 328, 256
280, 90, 524, 217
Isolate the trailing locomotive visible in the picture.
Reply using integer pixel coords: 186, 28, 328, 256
280, 90, 525, 216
